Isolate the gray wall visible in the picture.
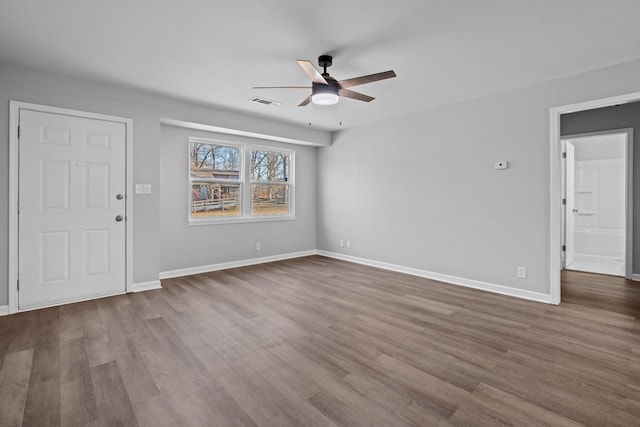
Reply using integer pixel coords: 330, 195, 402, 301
317, 58, 640, 296
561, 102, 640, 274
159, 125, 317, 273
0, 63, 329, 306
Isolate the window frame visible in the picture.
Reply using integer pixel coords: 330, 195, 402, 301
188, 137, 295, 225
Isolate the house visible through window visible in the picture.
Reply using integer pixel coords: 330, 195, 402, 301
190, 141, 241, 218
251, 148, 291, 216
189, 137, 294, 223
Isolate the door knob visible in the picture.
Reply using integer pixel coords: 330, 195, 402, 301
116, 194, 124, 200
115, 215, 124, 222
572, 209, 578, 213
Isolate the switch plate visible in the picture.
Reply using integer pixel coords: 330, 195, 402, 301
517, 266, 527, 279
135, 184, 152, 194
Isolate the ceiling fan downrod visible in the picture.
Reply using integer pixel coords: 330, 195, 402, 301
318, 55, 333, 76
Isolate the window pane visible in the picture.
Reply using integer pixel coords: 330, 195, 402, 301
190, 143, 241, 180
252, 184, 289, 216
191, 182, 240, 218
251, 149, 289, 182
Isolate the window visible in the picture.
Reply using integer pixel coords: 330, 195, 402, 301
190, 141, 242, 219
189, 137, 294, 224
251, 148, 291, 216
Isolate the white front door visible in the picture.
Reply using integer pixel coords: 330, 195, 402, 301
18, 109, 127, 310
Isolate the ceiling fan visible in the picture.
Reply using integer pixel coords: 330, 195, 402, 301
253, 55, 396, 106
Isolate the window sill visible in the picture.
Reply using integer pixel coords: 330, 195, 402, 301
189, 215, 296, 226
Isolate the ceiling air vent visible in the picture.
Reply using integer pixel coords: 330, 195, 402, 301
249, 96, 280, 107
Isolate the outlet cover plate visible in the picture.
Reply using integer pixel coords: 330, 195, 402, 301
517, 266, 527, 279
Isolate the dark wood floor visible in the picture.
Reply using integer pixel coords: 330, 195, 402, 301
1, 256, 639, 426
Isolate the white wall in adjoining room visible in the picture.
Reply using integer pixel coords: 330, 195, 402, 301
318, 58, 640, 299
571, 135, 626, 259
159, 124, 318, 274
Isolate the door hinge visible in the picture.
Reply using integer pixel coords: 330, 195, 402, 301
562, 245, 566, 252
562, 152, 566, 158
17, 279, 19, 291
17, 125, 20, 139
562, 198, 566, 205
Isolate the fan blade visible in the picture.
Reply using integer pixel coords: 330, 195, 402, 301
298, 96, 312, 107
297, 60, 329, 84
253, 86, 310, 89
339, 89, 375, 103
339, 70, 396, 89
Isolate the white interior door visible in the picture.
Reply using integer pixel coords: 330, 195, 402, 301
18, 109, 127, 310
564, 142, 576, 267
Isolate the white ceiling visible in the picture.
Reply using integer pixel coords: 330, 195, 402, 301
2, 0, 640, 131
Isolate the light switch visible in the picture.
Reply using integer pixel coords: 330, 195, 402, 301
135, 184, 152, 194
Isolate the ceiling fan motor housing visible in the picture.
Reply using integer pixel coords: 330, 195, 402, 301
313, 78, 339, 93
312, 77, 340, 105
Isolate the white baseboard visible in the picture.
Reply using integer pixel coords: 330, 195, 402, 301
159, 250, 318, 280
131, 280, 162, 292
632, 274, 640, 281
0, 305, 8, 316
317, 250, 552, 304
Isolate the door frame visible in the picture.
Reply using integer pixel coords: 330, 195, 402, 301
8, 100, 133, 314
561, 128, 633, 278
549, 92, 640, 304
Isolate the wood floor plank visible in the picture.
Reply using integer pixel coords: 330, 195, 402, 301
449, 383, 583, 427
60, 336, 98, 426
60, 374, 98, 426
132, 395, 182, 427
90, 361, 138, 426
22, 340, 61, 426
0, 348, 34, 426
2, 256, 640, 425
113, 340, 161, 405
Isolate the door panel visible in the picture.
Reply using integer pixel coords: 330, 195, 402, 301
85, 162, 110, 209
19, 110, 126, 310
41, 231, 70, 282
565, 142, 575, 267
84, 228, 110, 277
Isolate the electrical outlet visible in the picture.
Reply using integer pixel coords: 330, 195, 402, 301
339, 240, 344, 248
517, 266, 527, 279
255, 242, 261, 251
346, 240, 351, 249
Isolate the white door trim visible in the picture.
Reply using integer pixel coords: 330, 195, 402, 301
549, 92, 640, 305
8, 101, 134, 314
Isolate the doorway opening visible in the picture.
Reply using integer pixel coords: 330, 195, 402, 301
561, 130, 631, 277
550, 93, 640, 304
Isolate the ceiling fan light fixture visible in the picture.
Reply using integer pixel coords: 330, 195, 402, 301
312, 92, 339, 105
311, 81, 339, 105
